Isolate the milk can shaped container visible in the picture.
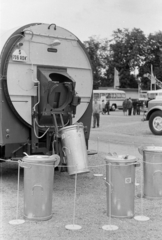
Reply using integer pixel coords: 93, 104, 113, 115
21, 154, 60, 221
105, 154, 138, 218
59, 123, 89, 175
138, 146, 162, 199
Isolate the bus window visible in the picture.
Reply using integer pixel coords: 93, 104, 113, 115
111, 93, 116, 98
101, 93, 106, 96
116, 93, 122, 98
106, 94, 111, 98
93, 93, 100, 99
121, 93, 126, 98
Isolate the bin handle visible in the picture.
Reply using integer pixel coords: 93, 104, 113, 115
23, 152, 29, 156
62, 146, 70, 156
48, 154, 60, 167
105, 180, 113, 192
32, 185, 44, 195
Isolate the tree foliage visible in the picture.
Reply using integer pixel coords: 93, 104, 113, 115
139, 31, 162, 89
84, 36, 109, 89
84, 29, 162, 90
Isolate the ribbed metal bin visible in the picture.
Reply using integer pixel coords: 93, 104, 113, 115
59, 123, 89, 175
21, 154, 60, 221
139, 146, 162, 199
105, 154, 138, 218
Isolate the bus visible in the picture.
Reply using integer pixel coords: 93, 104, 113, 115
93, 89, 126, 110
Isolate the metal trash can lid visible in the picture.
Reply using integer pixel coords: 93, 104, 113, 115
105, 154, 136, 163
138, 146, 162, 154
22, 155, 59, 164
59, 122, 83, 133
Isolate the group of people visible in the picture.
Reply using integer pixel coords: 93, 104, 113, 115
92, 97, 142, 128
102, 99, 110, 115
122, 98, 141, 116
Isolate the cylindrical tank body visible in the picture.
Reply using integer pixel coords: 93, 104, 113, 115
0, 23, 93, 159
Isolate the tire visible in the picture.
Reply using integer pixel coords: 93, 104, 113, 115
111, 105, 116, 111
149, 111, 162, 135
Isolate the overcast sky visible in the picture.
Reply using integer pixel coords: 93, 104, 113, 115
0, 0, 162, 42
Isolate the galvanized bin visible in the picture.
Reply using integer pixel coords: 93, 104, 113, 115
105, 154, 138, 218
21, 154, 60, 221
138, 146, 162, 199
59, 123, 89, 175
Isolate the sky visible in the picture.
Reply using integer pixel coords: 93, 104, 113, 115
0, 0, 162, 42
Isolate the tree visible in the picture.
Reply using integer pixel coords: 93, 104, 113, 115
84, 36, 109, 89
84, 29, 162, 90
108, 28, 147, 88
138, 31, 162, 88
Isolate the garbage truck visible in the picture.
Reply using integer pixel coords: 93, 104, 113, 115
0, 23, 93, 165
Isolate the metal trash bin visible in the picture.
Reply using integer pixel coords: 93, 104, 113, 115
138, 146, 162, 199
21, 154, 60, 221
59, 123, 89, 175
105, 154, 138, 218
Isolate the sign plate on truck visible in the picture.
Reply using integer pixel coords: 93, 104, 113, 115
12, 49, 27, 62
125, 178, 131, 184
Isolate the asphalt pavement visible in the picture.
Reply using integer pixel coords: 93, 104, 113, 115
89, 110, 162, 157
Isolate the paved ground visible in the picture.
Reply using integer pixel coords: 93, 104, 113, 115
1, 111, 162, 240
89, 110, 162, 156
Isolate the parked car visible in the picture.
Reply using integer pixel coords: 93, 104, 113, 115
146, 96, 162, 135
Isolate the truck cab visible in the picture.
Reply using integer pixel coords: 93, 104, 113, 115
146, 96, 162, 135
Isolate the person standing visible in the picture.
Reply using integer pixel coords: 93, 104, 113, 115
92, 99, 101, 128
122, 98, 128, 115
101, 99, 105, 114
127, 98, 132, 116
136, 100, 140, 115
132, 99, 137, 115
105, 98, 110, 115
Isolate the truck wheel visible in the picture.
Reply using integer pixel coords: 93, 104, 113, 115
149, 111, 162, 135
